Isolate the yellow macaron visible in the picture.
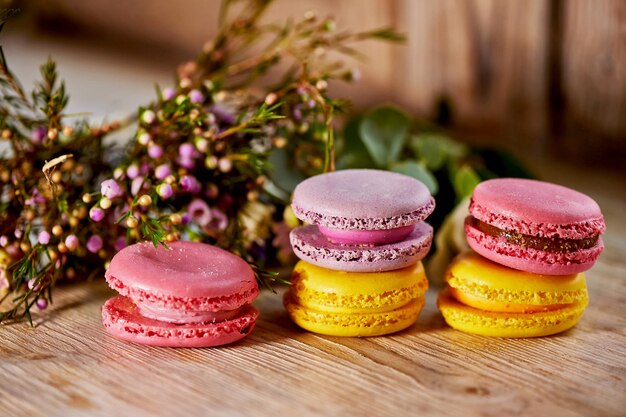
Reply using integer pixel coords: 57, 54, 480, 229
438, 252, 588, 337
285, 260, 428, 337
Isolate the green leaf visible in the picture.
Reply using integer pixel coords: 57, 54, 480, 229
391, 161, 439, 195
453, 165, 481, 200
336, 115, 375, 169
409, 133, 468, 170
359, 105, 410, 168
265, 148, 305, 202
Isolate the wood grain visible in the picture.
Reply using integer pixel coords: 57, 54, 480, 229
557, 0, 626, 162
0, 165, 624, 417
394, 0, 550, 143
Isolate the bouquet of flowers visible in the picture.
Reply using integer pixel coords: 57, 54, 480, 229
0, 0, 403, 324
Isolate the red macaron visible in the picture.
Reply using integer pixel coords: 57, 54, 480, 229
102, 241, 259, 347
465, 178, 605, 275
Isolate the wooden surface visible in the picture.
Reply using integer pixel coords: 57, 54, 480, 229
0, 165, 624, 417
33, 0, 626, 162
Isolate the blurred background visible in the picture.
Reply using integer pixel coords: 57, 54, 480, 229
3, 0, 625, 167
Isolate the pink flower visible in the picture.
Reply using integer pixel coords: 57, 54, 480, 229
188, 199, 212, 226
31, 126, 47, 144
38, 231, 51, 245
126, 165, 140, 179
179, 143, 195, 158
154, 164, 171, 180
148, 144, 163, 159
65, 235, 79, 251
189, 89, 204, 104
115, 237, 127, 252
180, 175, 200, 193
86, 235, 103, 253
131, 176, 146, 196
90, 207, 105, 222
208, 208, 228, 231
25, 190, 46, 206
157, 183, 173, 199
101, 179, 124, 199
162, 87, 176, 101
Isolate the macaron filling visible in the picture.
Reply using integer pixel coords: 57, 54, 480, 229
137, 301, 244, 324
448, 287, 568, 314
318, 224, 415, 246
466, 216, 599, 252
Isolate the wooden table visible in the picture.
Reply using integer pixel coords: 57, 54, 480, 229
1, 164, 624, 417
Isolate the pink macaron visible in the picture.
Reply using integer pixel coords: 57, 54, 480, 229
290, 169, 435, 272
465, 178, 606, 275
102, 241, 259, 347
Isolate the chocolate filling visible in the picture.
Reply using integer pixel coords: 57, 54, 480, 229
466, 216, 598, 253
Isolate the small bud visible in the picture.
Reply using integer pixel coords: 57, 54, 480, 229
82, 193, 92, 204
57, 242, 68, 253
47, 249, 58, 261
99, 197, 112, 210
20, 241, 31, 252
65, 235, 79, 251
62, 126, 73, 137
164, 175, 176, 185
36, 299, 48, 310
47, 128, 58, 140
69, 216, 79, 227
137, 132, 151, 145
265, 93, 278, 106
138, 195, 152, 207
142, 110, 156, 124
315, 80, 328, 91
1, 129, 12, 140
66, 267, 76, 279
51, 171, 62, 183
205, 156, 218, 169
218, 158, 232, 173
247, 190, 259, 201
52, 225, 63, 236
126, 216, 139, 228
169, 213, 182, 225
273, 137, 288, 148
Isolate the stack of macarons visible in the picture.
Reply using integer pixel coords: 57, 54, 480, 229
438, 178, 605, 337
102, 241, 260, 347
285, 169, 435, 336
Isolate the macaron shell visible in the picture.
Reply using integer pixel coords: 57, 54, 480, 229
102, 296, 259, 347
446, 252, 588, 306
469, 178, 605, 240
466, 223, 604, 275
285, 294, 425, 337
105, 241, 258, 310
290, 222, 433, 272
292, 169, 435, 230
290, 260, 428, 313
437, 290, 587, 338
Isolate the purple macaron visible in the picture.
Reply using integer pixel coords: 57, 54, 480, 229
290, 169, 435, 272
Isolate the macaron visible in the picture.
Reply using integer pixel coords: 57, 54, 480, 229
102, 241, 259, 347
290, 169, 435, 272
465, 178, 605, 275
437, 252, 588, 337
284, 260, 428, 337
